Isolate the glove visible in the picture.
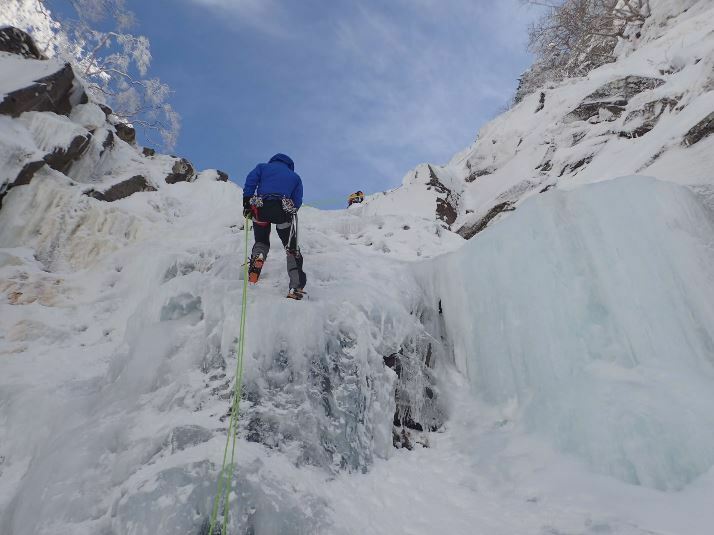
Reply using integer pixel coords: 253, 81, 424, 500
243, 197, 252, 218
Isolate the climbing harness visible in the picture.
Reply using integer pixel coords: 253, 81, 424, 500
208, 216, 251, 535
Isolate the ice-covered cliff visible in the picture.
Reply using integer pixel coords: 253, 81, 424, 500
2, 0, 714, 533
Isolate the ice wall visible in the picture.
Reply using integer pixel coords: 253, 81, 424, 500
0, 174, 452, 534
424, 176, 714, 489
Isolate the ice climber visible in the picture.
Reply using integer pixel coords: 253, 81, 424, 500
348, 190, 365, 207
243, 153, 307, 300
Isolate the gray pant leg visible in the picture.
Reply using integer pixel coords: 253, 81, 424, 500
276, 221, 305, 289
252, 223, 271, 259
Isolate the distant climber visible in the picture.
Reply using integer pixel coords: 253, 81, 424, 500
243, 153, 307, 300
348, 191, 365, 207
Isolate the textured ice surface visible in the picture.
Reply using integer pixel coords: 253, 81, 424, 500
428, 176, 714, 489
0, 173, 453, 534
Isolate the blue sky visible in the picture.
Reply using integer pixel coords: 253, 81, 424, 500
83, 1, 540, 207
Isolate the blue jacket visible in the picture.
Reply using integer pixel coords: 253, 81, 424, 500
243, 153, 303, 209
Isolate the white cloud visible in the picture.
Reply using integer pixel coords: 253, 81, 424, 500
303, 0, 538, 174
184, 0, 291, 38
182, 0, 540, 191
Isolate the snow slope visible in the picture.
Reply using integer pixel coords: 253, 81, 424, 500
2, 2, 714, 534
368, 0, 714, 238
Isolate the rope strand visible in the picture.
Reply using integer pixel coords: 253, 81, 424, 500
209, 216, 252, 535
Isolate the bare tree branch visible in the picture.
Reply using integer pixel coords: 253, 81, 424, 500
515, 0, 650, 104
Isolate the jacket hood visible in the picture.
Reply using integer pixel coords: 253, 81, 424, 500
269, 153, 295, 171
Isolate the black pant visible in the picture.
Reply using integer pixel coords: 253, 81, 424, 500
252, 200, 306, 289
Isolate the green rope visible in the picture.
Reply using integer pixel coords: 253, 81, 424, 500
209, 216, 252, 535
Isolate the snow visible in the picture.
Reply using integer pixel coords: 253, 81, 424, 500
18, 111, 89, 152
2, 1, 714, 534
367, 0, 714, 237
4, 166, 714, 534
0, 0, 63, 59
0, 114, 44, 187
0, 172, 455, 533
70, 103, 107, 131
0, 53, 65, 96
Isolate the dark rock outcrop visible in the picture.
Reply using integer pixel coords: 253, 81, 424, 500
165, 158, 196, 184
0, 160, 46, 209
426, 165, 459, 226
565, 76, 665, 123
0, 27, 46, 59
43, 134, 92, 174
465, 166, 496, 182
683, 112, 714, 147
567, 101, 626, 123
142, 147, 155, 157
85, 175, 156, 202
536, 144, 557, 173
457, 201, 515, 240
559, 154, 594, 177
619, 97, 679, 138
0, 63, 81, 117
436, 197, 457, 226
587, 76, 665, 102
216, 170, 229, 182
100, 130, 114, 156
114, 122, 136, 145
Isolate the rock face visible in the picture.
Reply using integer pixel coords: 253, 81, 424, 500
0, 27, 46, 59
216, 170, 229, 182
683, 112, 714, 146
0, 26, 222, 226
427, 165, 459, 226
43, 134, 92, 174
0, 63, 82, 117
564, 76, 665, 123
620, 97, 679, 138
101, 130, 115, 155
457, 201, 515, 240
165, 158, 196, 184
85, 175, 156, 202
114, 122, 136, 145
465, 165, 496, 183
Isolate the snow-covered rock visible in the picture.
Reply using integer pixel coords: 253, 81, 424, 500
371, 0, 714, 239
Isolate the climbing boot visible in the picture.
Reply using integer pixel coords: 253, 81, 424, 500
248, 253, 264, 284
286, 288, 303, 300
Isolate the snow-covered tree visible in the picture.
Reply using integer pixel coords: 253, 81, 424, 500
1, 0, 180, 149
514, 0, 651, 103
